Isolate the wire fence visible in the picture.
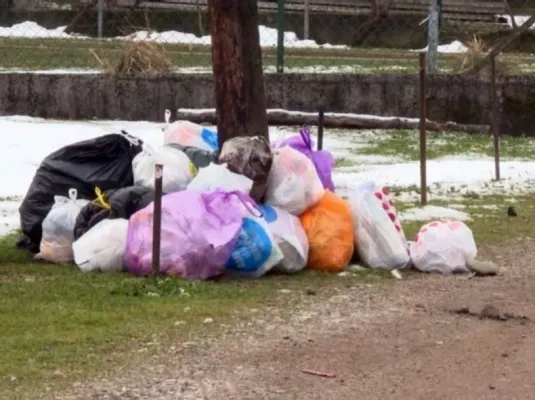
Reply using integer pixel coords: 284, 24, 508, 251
0, 0, 533, 75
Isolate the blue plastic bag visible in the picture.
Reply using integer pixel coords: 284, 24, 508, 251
225, 205, 284, 278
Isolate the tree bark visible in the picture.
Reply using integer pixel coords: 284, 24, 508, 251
177, 108, 490, 134
207, 0, 269, 148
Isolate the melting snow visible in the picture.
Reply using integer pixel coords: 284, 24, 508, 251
1, 116, 535, 236
399, 205, 471, 222
413, 40, 468, 54
0, 21, 346, 49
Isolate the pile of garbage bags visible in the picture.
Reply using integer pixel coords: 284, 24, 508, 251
17, 119, 478, 279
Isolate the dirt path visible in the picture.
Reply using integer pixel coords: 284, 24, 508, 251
56, 238, 535, 400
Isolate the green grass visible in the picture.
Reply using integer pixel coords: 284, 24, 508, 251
395, 194, 535, 244
357, 130, 535, 161
0, 36, 534, 73
0, 232, 390, 399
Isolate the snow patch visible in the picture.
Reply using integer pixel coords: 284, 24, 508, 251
412, 40, 468, 54
0, 201, 21, 237
0, 21, 346, 49
0, 21, 87, 39
399, 205, 471, 222
496, 14, 535, 29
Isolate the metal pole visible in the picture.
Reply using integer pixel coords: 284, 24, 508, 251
419, 52, 428, 206
426, 0, 439, 74
152, 164, 163, 276
276, 0, 285, 73
97, 0, 104, 39
437, 0, 443, 30
304, 0, 310, 40
491, 55, 501, 181
318, 106, 324, 150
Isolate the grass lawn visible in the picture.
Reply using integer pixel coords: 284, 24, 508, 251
357, 130, 535, 161
0, 232, 390, 399
2, 193, 535, 398
398, 195, 535, 244
0, 36, 534, 73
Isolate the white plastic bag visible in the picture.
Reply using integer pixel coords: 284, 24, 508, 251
73, 219, 129, 273
265, 146, 325, 215
187, 162, 253, 194
409, 219, 477, 274
36, 188, 90, 264
259, 204, 309, 274
133, 144, 196, 194
163, 118, 218, 151
350, 181, 409, 270
225, 204, 284, 278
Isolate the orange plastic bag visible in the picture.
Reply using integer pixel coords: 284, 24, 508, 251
299, 191, 355, 273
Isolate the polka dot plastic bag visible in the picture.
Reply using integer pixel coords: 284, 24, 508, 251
349, 181, 410, 270
409, 220, 477, 274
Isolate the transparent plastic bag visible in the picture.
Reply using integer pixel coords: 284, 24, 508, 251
259, 204, 308, 274
350, 181, 409, 270
265, 146, 325, 215
187, 162, 253, 194
73, 218, 129, 273
36, 188, 90, 264
225, 203, 284, 279
164, 117, 218, 152
410, 219, 477, 274
132, 144, 196, 194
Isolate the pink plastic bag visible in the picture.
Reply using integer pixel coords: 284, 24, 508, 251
124, 189, 254, 279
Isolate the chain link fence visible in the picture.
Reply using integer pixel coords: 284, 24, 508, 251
0, 0, 533, 75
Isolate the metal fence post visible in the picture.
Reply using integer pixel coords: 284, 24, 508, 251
97, 0, 104, 39
276, 0, 285, 73
490, 55, 501, 181
304, 0, 310, 40
152, 164, 163, 276
419, 52, 428, 206
426, 0, 439, 74
317, 106, 324, 150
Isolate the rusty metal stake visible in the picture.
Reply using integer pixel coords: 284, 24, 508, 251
152, 164, 163, 276
318, 106, 324, 150
419, 52, 428, 206
490, 55, 501, 181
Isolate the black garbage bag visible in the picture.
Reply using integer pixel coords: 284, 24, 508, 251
73, 186, 156, 240
17, 132, 143, 252
167, 143, 217, 170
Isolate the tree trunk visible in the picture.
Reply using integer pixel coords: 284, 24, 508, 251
207, 0, 269, 148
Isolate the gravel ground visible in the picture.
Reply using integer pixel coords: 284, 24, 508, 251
51, 238, 535, 400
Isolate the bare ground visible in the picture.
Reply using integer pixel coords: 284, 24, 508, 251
53, 238, 535, 400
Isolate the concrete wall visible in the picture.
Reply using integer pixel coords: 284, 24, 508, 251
1, 72, 534, 135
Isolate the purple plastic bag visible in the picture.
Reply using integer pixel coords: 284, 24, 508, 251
277, 126, 335, 191
123, 189, 255, 279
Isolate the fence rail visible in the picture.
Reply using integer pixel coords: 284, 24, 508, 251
81, 0, 508, 21
8, 0, 508, 21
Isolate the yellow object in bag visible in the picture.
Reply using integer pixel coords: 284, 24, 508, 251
299, 191, 355, 273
